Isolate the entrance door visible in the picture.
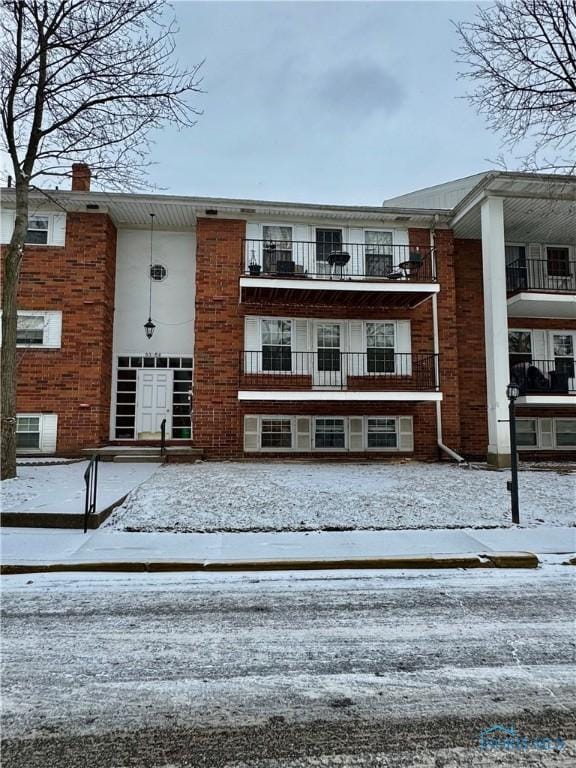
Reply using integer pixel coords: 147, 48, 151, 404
136, 369, 173, 439
313, 322, 344, 388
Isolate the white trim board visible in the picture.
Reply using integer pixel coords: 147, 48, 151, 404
240, 277, 439, 294
517, 395, 576, 407
238, 391, 443, 402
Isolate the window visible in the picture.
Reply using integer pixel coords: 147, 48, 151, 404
367, 418, 397, 449
25, 217, 49, 245
556, 420, 576, 447
150, 264, 167, 281
517, 418, 576, 450
4, 311, 61, 348
316, 323, 341, 373
314, 418, 346, 449
16, 315, 45, 345
261, 418, 293, 449
546, 246, 570, 277
262, 225, 292, 273
315, 228, 342, 275
552, 334, 575, 378
365, 231, 393, 277
16, 417, 41, 449
509, 331, 532, 369
516, 420, 538, 448
366, 322, 395, 373
262, 319, 291, 372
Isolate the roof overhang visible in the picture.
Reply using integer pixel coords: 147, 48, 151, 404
450, 173, 576, 243
1, 187, 451, 231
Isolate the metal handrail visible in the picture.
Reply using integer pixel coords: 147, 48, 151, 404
160, 418, 167, 457
243, 240, 436, 282
506, 258, 576, 293
510, 359, 576, 394
83, 454, 99, 533
240, 351, 440, 390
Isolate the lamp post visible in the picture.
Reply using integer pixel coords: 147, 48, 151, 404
144, 212, 155, 340
506, 382, 520, 524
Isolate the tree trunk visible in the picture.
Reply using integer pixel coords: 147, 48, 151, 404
1, 181, 29, 480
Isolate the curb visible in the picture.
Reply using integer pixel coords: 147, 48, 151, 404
0, 551, 540, 576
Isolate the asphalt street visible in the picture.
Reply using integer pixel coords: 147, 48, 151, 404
1, 567, 574, 767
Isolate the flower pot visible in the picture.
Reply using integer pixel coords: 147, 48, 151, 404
249, 264, 262, 276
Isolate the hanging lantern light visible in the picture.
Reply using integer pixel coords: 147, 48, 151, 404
145, 212, 155, 340
144, 317, 156, 339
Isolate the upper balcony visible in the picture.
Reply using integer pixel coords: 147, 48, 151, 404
507, 253, 576, 319
510, 359, 575, 406
239, 240, 438, 309
238, 351, 441, 402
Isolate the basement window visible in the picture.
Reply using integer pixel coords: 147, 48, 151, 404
16, 417, 41, 449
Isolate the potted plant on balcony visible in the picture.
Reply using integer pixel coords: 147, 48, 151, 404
248, 249, 262, 276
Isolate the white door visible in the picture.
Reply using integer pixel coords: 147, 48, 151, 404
313, 322, 345, 387
136, 369, 173, 439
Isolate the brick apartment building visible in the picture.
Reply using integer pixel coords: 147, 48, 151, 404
1, 166, 575, 465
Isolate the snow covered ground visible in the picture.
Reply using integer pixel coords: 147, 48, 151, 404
1, 461, 160, 515
105, 461, 575, 533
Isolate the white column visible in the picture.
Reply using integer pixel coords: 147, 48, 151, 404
481, 196, 511, 467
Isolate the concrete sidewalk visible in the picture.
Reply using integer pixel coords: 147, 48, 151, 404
1, 525, 574, 572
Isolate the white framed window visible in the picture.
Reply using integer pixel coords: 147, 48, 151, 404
554, 419, 576, 448
25, 217, 50, 245
517, 418, 576, 450
366, 418, 397, 449
314, 417, 346, 450
0, 310, 62, 349
366, 322, 395, 373
0, 210, 66, 246
261, 418, 293, 449
516, 419, 538, 448
364, 230, 393, 277
261, 318, 292, 372
262, 225, 293, 274
16, 413, 58, 453
243, 415, 414, 453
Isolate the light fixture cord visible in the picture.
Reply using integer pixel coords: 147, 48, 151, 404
148, 213, 155, 319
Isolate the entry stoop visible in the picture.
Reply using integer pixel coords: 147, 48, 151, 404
82, 446, 204, 463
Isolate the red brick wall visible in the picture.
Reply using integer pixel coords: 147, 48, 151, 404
193, 218, 443, 460
3, 212, 117, 453
453, 238, 488, 459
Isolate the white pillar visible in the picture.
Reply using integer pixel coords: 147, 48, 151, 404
481, 196, 511, 467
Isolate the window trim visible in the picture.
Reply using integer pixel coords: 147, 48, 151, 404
25, 216, 50, 245
364, 416, 400, 451
0, 310, 62, 349
544, 244, 571, 278
259, 416, 294, 451
313, 416, 348, 451
15, 413, 58, 454
517, 417, 576, 450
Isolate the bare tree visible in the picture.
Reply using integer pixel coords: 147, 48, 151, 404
0, 0, 203, 479
455, 0, 576, 173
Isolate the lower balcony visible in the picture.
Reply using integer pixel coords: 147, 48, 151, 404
238, 352, 442, 401
510, 359, 576, 406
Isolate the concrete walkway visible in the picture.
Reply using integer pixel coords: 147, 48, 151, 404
1, 526, 574, 570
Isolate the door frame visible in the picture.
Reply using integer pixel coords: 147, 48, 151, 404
135, 368, 174, 439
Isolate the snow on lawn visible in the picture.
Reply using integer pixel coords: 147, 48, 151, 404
105, 461, 576, 533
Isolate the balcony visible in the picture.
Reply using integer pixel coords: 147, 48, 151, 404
238, 352, 441, 402
510, 359, 576, 406
240, 240, 439, 309
507, 259, 576, 319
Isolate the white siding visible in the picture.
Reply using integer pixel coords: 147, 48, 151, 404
113, 229, 195, 356
0, 210, 15, 243
396, 320, 412, 375
243, 416, 259, 452
348, 417, 364, 451
398, 416, 414, 452
0, 210, 66, 246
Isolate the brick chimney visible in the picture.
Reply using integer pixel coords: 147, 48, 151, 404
71, 163, 91, 191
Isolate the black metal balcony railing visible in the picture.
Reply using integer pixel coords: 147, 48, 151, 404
506, 259, 576, 293
244, 240, 436, 282
510, 359, 576, 395
241, 351, 439, 391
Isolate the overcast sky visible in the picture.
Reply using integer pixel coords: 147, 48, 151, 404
146, 0, 506, 205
